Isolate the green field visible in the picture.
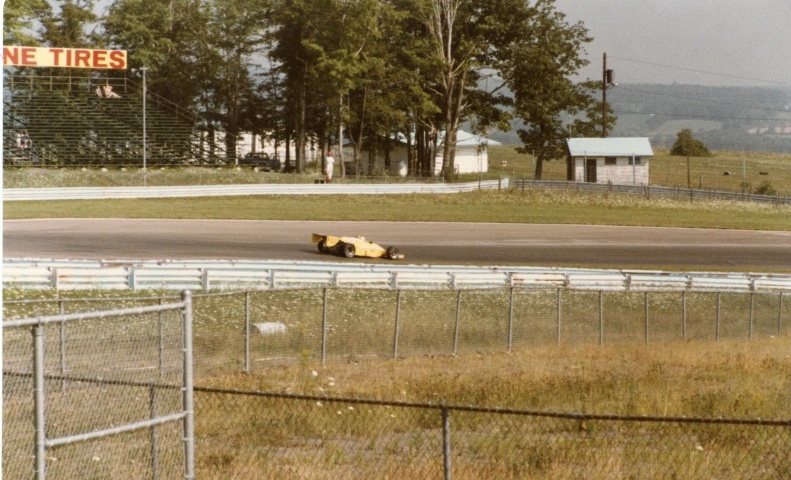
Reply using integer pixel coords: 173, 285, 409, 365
4, 148, 791, 478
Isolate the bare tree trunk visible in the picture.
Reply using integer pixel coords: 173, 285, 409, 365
338, 94, 345, 178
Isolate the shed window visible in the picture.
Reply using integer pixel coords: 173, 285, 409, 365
628, 157, 642, 165
605, 157, 617, 166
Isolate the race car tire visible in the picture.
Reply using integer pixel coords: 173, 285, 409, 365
317, 239, 329, 253
386, 246, 400, 260
342, 243, 356, 259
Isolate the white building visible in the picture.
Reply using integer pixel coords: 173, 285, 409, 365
566, 137, 654, 185
344, 129, 500, 176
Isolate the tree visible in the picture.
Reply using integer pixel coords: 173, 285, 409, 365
671, 129, 712, 157
502, 0, 604, 180
3, 0, 51, 46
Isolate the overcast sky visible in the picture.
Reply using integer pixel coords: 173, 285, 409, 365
553, 0, 791, 88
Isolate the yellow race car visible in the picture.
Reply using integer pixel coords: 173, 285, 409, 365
312, 233, 404, 260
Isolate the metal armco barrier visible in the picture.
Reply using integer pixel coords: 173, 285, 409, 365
2, 179, 507, 201
4, 259, 791, 293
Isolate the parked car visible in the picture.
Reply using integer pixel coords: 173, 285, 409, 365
239, 152, 281, 172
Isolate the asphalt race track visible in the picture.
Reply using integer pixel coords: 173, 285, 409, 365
4, 219, 791, 270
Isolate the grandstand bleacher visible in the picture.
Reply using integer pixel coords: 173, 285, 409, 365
3, 72, 227, 167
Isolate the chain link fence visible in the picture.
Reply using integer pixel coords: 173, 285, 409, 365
2, 293, 194, 480
192, 388, 790, 479
4, 287, 790, 478
4, 288, 788, 375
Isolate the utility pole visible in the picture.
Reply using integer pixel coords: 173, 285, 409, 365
602, 53, 615, 138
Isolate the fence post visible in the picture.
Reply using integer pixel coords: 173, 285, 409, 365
244, 291, 251, 372
599, 291, 604, 346
716, 292, 721, 342
779, 292, 784, 337
507, 286, 515, 352
181, 291, 195, 480
59, 301, 66, 391
556, 289, 562, 346
452, 291, 462, 356
150, 385, 160, 480
322, 288, 328, 366
34, 322, 46, 480
644, 292, 649, 345
393, 290, 402, 360
442, 406, 451, 480
158, 298, 165, 380
682, 291, 687, 341
749, 293, 754, 341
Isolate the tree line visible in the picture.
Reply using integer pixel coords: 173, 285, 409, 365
4, 0, 613, 178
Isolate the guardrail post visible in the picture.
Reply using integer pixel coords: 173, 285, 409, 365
392, 290, 402, 360
779, 293, 784, 337
201, 270, 209, 292
452, 291, 461, 356
442, 406, 451, 480
34, 322, 46, 480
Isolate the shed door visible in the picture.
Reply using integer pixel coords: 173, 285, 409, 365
585, 159, 597, 183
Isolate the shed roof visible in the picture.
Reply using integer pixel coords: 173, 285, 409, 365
567, 137, 653, 157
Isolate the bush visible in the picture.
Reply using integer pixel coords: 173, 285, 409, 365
754, 180, 776, 196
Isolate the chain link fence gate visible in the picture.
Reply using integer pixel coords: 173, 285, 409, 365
2, 291, 195, 480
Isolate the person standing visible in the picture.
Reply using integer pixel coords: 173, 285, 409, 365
19, 129, 32, 159
325, 150, 335, 183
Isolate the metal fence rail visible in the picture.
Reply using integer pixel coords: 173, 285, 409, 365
514, 179, 791, 205
2, 292, 195, 480
194, 388, 791, 479
4, 258, 791, 293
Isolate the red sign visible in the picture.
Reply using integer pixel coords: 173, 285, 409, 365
3, 46, 127, 70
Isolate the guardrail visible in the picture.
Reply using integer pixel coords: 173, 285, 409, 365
2, 179, 508, 201
4, 259, 790, 293
513, 180, 791, 205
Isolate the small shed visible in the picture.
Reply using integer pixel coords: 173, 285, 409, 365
433, 130, 502, 176
566, 137, 654, 185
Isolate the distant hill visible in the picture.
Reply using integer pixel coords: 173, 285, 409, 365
483, 84, 791, 154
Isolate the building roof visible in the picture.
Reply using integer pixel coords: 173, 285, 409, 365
384, 129, 502, 147
567, 137, 653, 157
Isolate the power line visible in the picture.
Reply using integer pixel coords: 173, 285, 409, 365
614, 85, 789, 115
613, 57, 791, 87
615, 110, 784, 123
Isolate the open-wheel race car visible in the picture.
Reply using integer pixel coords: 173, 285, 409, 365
312, 233, 404, 260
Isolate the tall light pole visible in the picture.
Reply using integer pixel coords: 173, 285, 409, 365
142, 66, 148, 186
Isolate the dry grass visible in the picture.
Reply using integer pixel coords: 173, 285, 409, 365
200, 337, 791, 420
